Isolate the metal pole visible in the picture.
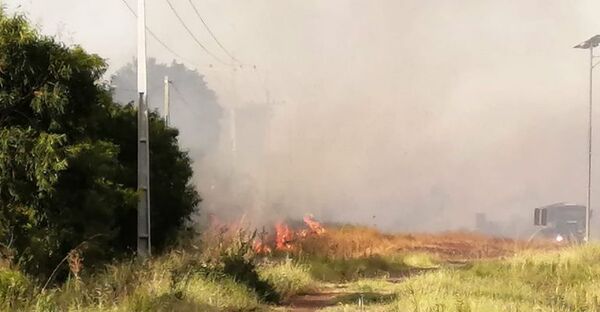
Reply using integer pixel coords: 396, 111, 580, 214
587, 46, 593, 243
137, 0, 151, 258
163, 76, 170, 126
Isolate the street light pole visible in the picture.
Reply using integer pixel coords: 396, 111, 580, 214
575, 35, 600, 243
587, 46, 593, 243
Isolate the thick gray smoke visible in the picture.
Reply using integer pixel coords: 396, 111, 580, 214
8, 0, 600, 238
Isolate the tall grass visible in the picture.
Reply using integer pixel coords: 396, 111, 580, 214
324, 245, 600, 312
0, 223, 566, 311
258, 260, 316, 301
0, 266, 31, 310
0, 251, 267, 312
303, 255, 412, 282
297, 225, 555, 260
0, 226, 325, 311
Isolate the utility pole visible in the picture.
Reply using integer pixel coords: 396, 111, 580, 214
163, 76, 170, 126
575, 35, 600, 243
137, 0, 151, 258
230, 107, 237, 172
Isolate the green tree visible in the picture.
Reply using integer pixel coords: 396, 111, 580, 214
0, 11, 199, 276
98, 103, 200, 253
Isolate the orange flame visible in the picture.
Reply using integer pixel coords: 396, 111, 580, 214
303, 214, 326, 235
253, 240, 272, 254
275, 222, 294, 250
252, 215, 326, 254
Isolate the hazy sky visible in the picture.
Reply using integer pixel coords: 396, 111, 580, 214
6, 0, 600, 235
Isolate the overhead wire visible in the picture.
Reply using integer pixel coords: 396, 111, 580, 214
187, 0, 240, 65
118, 0, 208, 69
164, 0, 231, 66
120, 0, 258, 71
118, 0, 265, 119
170, 81, 203, 120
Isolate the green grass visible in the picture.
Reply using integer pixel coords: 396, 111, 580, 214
3, 237, 596, 312
402, 253, 440, 269
322, 245, 600, 312
0, 267, 32, 310
258, 260, 316, 300
0, 252, 267, 312
302, 253, 439, 283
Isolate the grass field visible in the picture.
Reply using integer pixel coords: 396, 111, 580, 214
0, 225, 583, 312
320, 245, 600, 311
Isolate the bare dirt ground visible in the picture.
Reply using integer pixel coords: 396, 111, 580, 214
278, 273, 424, 312
282, 292, 341, 312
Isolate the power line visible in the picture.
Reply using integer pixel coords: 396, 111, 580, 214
187, 0, 240, 64
118, 0, 136, 16
118, 0, 204, 69
170, 82, 203, 119
170, 82, 192, 107
165, 0, 230, 66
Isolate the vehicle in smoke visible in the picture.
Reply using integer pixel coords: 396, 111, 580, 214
533, 203, 587, 243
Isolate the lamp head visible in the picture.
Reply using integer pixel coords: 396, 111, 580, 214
574, 35, 600, 49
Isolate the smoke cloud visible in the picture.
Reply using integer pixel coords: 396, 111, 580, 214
8, 0, 600, 238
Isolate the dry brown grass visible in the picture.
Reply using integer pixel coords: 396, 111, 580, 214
295, 225, 557, 260
200, 216, 558, 261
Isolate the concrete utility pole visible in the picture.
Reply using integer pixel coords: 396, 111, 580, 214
230, 107, 237, 171
163, 76, 170, 126
575, 35, 600, 243
137, 0, 151, 258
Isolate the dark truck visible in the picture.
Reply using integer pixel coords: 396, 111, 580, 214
534, 203, 587, 243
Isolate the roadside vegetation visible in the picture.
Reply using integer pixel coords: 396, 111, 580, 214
322, 245, 600, 312
0, 223, 574, 311
0, 229, 298, 311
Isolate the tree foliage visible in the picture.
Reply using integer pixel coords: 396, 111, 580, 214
112, 58, 222, 158
0, 11, 199, 276
98, 104, 200, 253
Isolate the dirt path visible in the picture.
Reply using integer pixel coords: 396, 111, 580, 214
281, 292, 340, 312
278, 268, 442, 311
278, 280, 392, 311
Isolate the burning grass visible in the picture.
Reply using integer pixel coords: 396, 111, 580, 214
228, 213, 555, 262
205, 216, 555, 285
295, 225, 557, 260
252, 214, 327, 255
